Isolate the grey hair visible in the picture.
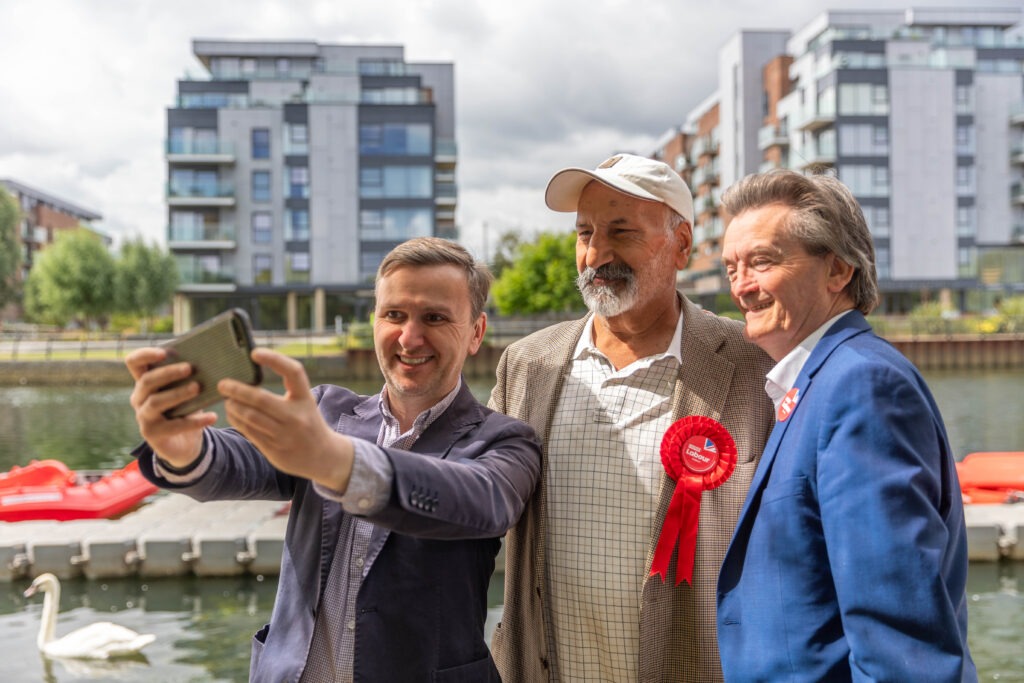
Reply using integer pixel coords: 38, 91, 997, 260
721, 168, 879, 314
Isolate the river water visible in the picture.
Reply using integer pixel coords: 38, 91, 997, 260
0, 370, 1021, 681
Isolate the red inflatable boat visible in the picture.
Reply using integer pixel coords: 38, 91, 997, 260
956, 451, 1024, 505
0, 459, 157, 522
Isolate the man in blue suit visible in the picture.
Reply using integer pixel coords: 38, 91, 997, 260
126, 237, 541, 682
716, 169, 975, 681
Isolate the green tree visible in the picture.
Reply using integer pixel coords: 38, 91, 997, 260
491, 231, 585, 315
25, 229, 116, 328
489, 230, 522, 279
115, 237, 179, 331
0, 186, 22, 310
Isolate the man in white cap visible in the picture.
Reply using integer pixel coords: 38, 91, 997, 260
489, 153, 775, 682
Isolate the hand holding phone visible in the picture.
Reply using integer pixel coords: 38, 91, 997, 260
155, 308, 262, 418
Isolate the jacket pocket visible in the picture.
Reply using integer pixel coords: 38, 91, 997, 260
249, 623, 269, 674
432, 653, 500, 682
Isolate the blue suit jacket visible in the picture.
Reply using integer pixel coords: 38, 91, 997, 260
716, 312, 975, 682
137, 380, 541, 683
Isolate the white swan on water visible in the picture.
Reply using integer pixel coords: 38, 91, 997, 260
24, 573, 156, 659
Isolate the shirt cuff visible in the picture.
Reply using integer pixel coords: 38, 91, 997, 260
153, 431, 214, 484
313, 439, 393, 515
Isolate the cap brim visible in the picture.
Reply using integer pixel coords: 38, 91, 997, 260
544, 167, 663, 212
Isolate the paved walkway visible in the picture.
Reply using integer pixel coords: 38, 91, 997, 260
1, 495, 1021, 582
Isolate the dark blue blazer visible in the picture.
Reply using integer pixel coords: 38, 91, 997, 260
138, 380, 541, 683
716, 312, 975, 682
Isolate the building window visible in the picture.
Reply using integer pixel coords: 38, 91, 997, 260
956, 166, 975, 195
875, 247, 890, 280
873, 125, 888, 147
276, 58, 290, 76
838, 165, 889, 198
839, 84, 889, 115
359, 208, 434, 240
253, 254, 273, 284
287, 209, 309, 240
252, 171, 271, 202
360, 248, 388, 278
955, 125, 974, 154
285, 123, 308, 154
865, 205, 890, 238
252, 212, 272, 243
957, 206, 976, 237
359, 165, 431, 198
958, 246, 977, 277
359, 123, 431, 155
241, 58, 257, 76
955, 85, 973, 114
286, 252, 310, 283
252, 128, 270, 159
170, 169, 219, 197
286, 167, 309, 199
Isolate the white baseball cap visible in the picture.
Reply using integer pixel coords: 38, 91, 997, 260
545, 153, 694, 225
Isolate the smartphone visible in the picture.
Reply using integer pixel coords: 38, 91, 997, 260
155, 308, 262, 418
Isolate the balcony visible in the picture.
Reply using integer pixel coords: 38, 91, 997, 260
175, 259, 236, 292
166, 139, 235, 164
1011, 144, 1024, 166
758, 124, 790, 151
690, 134, 720, 161
691, 162, 720, 188
795, 142, 837, 169
435, 182, 457, 206
797, 105, 837, 133
1013, 183, 1024, 205
168, 223, 236, 249
167, 181, 235, 207
1012, 102, 1024, 127
435, 139, 457, 167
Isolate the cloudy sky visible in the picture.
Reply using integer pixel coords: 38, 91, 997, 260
2, 0, 1021, 259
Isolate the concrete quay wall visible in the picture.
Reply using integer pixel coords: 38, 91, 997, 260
0, 496, 1020, 583
0, 338, 1021, 387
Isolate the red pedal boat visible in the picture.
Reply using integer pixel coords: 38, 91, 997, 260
0, 459, 157, 522
956, 451, 1024, 505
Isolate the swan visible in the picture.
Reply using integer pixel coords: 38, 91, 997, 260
23, 573, 156, 659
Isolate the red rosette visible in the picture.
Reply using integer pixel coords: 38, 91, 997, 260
650, 416, 737, 586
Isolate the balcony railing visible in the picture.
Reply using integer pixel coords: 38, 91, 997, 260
167, 182, 235, 199
1011, 145, 1024, 165
166, 139, 235, 158
168, 223, 236, 244
758, 124, 789, 150
1012, 183, 1024, 204
176, 261, 235, 285
797, 102, 837, 132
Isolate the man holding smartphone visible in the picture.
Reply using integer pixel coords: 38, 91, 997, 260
126, 237, 541, 683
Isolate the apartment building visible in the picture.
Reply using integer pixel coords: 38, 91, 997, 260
655, 8, 1024, 313
0, 179, 107, 319
167, 40, 456, 332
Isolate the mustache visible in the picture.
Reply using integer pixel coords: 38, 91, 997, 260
577, 263, 636, 289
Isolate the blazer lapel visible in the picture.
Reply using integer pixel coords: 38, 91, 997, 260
724, 312, 873, 576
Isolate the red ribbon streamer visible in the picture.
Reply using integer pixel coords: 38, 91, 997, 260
651, 416, 737, 586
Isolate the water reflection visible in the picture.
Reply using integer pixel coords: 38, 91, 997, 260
3, 576, 277, 682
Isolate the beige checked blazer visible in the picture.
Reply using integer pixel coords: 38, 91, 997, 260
488, 296, 775, 683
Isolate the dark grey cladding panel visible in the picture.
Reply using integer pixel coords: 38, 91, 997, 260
358, 105, 435, 124
178, 80, 249, 93
167, 109, 218, 128
284, 103, 308, 123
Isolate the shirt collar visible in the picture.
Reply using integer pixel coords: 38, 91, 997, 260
379, 376, 462, 433
764, 310, 854, 408
573, 302, 684, 364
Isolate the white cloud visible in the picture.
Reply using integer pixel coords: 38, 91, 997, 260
1, 0, 1021, 258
